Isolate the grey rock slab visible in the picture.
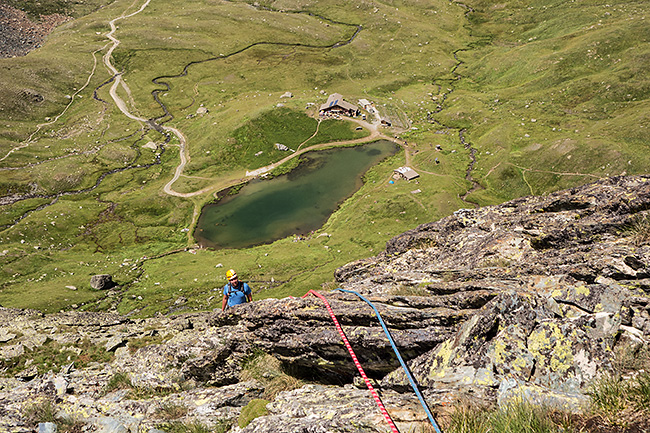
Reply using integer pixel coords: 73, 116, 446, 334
94, 417, 129, 433
243, 384, 431, 433
38, 423, 57, 433
0, 330, 17, 343
105, 335, 127, 352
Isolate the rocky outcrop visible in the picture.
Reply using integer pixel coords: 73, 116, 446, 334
336, 175, 650, 411
209, 293, 486, 380
0, 176, 649, 432
343, 175, 650, 285
0, 4, 70, 58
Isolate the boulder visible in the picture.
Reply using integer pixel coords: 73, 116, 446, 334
90, 274, 114, 290
379, 282, 632, 411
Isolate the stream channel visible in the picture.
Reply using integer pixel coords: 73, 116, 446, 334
195, 140, 398, 249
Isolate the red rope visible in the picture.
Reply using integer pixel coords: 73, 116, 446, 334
302, 290, 400, 433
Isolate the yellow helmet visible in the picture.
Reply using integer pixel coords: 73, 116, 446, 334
226, 269, 238, 280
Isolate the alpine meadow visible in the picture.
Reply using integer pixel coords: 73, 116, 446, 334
0, 0, 648, 316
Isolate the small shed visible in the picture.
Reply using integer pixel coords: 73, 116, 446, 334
358, 98, 372, 110
394, 166, 420, 180
319, 93, 360, 117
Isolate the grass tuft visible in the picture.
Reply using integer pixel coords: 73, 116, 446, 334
445, 403, 491, 433
156, 402, 189, 420
156, 420, 230, 433
24, 398, 58, 425
587, 374, 628, 422
630, 372, 650, 412
102, 371, 179, 399
586, 344, 650, 427
479, 256, 511, 268
103, 371, 133, 393
128, 333, 173, 354
626, 213, 650, 246
240, 351, 303, 400
23, 398, 84, 432
446, 401, 560, 433
238, 398, 270, 428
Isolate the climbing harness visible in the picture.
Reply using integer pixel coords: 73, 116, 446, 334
302, 290, 400, 433
334, 288, 443, 433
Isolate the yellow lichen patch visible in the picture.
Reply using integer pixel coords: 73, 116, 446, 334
528, 323, 575, 375
428, 340, 454, 379
549, 331, 575, 375
512, 352, 529, 371
528, 326, 554, 370
193, 397, 210, 406
575, 285, 590, 296
472, 368, 496, 386
492, 338, 507, 365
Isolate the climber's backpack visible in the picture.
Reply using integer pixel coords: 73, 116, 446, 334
225, 281, 248, 302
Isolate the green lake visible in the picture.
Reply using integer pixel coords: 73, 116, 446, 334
195, 140, 398, 249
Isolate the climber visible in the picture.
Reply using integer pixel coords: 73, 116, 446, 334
221, 269, 253, 311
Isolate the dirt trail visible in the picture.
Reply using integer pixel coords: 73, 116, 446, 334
104, 0, 151, 123
1, 42, 109, 163
100, 0, 200, 198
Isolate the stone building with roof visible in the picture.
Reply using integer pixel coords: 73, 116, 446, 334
319, 93, 360, 117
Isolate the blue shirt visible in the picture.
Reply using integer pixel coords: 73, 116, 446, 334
223, 281, 251, 308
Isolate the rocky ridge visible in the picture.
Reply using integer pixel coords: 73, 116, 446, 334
0, 175, 649, 432
0, 3, 70, 58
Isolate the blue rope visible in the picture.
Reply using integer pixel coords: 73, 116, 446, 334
334, 288, 443, 433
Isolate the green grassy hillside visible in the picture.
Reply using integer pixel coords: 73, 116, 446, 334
0, 0, 647, 316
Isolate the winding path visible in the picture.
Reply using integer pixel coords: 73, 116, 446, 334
0, 0, 379, 212
101, 0, 197, 198
103, 0, 152, 124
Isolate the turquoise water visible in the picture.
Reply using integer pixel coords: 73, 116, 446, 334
195, 140, 397, 249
